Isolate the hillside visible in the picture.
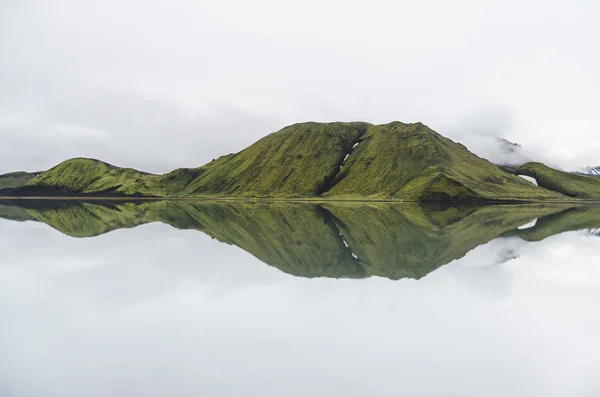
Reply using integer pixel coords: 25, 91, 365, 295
505, 162, 600, 199
1, 121, 596, 202
322, 122, 562, 201
15, 158, 165, 197
176, 122, 370, 197
0, 171, 39, 190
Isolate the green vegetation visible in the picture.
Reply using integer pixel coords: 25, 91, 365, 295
18, 158, 166, 197
3, 122, 599, 201
176, 122, 370, 197
323, 122, 563, 201
0, 171, 39, 190
0, 200, 584, 279
506, 162, 600, 199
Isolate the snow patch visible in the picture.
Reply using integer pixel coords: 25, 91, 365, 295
339, 233, 349, 248
339, 141, 360, 170
579, 166, 600, 176
518, 175, 538, 186
518, 218, 538, 230
339, 232, 359, 260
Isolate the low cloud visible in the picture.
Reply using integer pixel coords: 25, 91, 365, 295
0, 90, 281, 174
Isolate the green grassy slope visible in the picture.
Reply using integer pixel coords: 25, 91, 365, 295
507, 162, 600, 199
2, 121, 584, 201
17, 159, 157, 196
9, 122, 371, 198
0, 200, 575, 279
0, 171, 39, 190
324, 122, 564, 201
176, 122, 370, 197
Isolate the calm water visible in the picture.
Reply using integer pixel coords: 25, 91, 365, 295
1, 200, 600, 396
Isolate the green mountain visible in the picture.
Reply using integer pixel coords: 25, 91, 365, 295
0, 199, 584, 279
505, 162, 600, 199
1, 121, 596, 201
12, 159, 169, 197
176, 122, 369, 197
320, 122, 561, 201
0, 171, 39, 190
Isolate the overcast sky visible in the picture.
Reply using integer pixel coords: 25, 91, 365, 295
1, 0, 599, 174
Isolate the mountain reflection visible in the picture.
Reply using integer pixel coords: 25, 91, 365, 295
1, 200, 599, 280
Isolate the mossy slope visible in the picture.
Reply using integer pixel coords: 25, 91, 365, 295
17, 159, 162, 197
324, 123, 564, 201
1, 122, 585, 202
0, 171, 39, 191
507, 162, 600, 199
176, 122, 370, 197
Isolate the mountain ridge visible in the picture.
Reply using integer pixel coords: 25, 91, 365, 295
1, 121, 597, 202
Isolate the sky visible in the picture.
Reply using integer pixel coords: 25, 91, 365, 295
1, 0, 599, 174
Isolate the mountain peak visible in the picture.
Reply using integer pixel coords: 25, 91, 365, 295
0, 121, 593, 202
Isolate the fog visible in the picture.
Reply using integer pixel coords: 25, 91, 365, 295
1, 0, 600, 173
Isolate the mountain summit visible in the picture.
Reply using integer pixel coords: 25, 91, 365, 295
1, 121, 598, 202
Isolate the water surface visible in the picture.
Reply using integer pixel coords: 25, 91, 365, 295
1, 200, 600, 396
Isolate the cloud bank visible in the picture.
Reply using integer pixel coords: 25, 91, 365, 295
1, 0, 599, 173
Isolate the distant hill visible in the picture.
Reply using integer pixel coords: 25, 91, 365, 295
577, 166, 600, 177
504, 162, 600, 199
0, 171, 40, 190
2, 121, 599, 202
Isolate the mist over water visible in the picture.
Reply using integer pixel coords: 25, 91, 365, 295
1, 201, 600, 397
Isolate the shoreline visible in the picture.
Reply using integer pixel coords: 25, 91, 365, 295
0, 195, 597, 205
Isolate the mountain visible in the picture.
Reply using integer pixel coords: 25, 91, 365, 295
0, 200, 572, 279
8, 158, 170, 197
0, 171, 40, 190
320, 123, 558, 201
0, 121, 597, 202
578, 166, 600, 177
175, 122, 368, 197
504, 162, 600, 199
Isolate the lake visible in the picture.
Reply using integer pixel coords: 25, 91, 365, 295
1, 200, 599, 396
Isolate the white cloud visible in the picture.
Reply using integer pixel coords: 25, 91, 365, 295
0, 0, 599, 171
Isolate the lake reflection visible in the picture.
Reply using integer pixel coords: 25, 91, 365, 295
1, 200, 600, 396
